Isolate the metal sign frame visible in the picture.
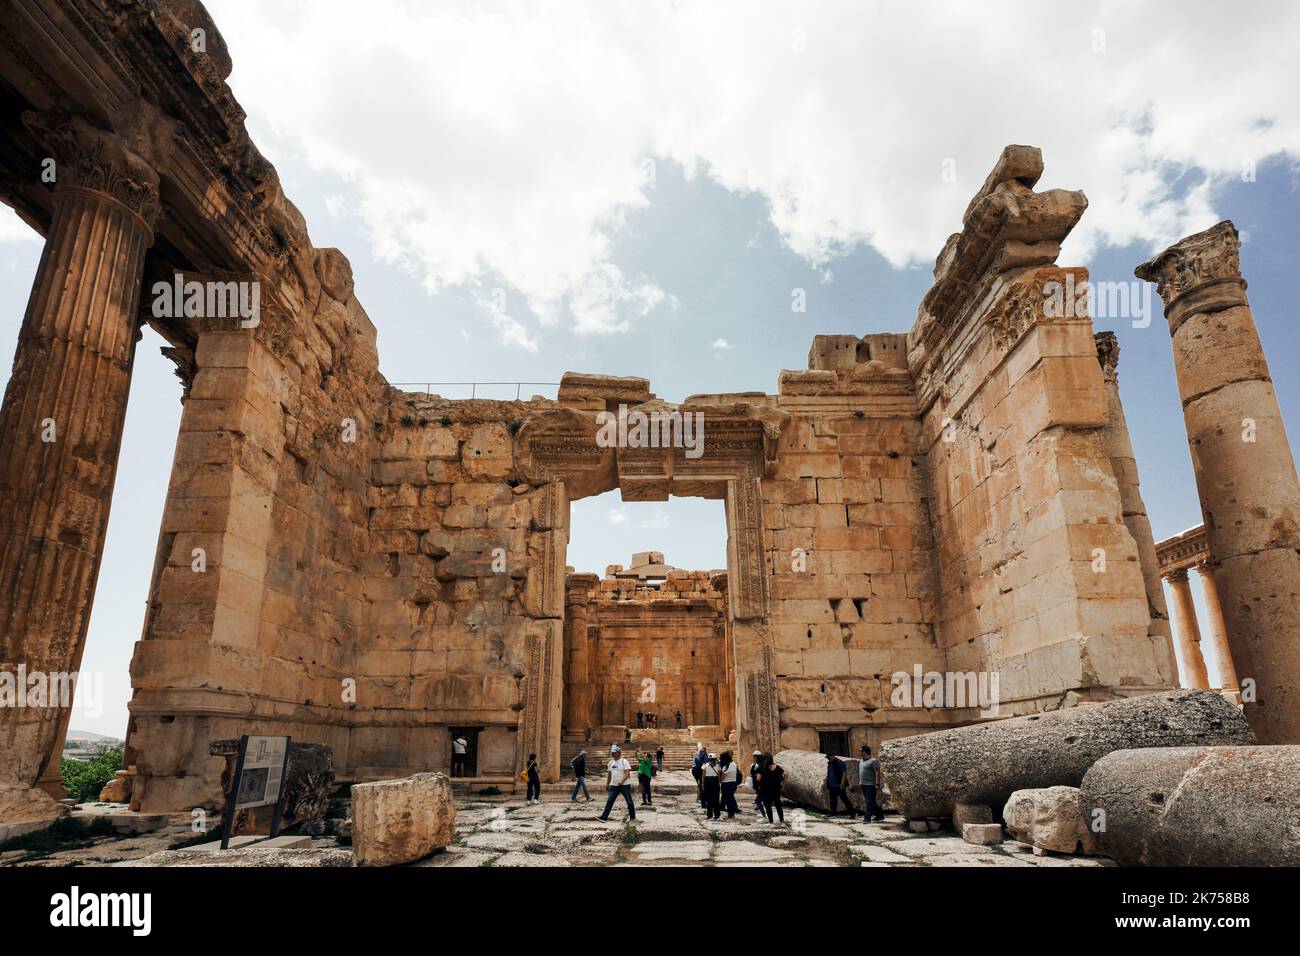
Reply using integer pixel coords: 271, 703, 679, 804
218, 734, 292, 850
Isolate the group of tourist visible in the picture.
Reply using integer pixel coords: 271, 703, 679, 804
821, 746, 886, 821
690, 746, 787, 821
634, 709, 684, 729
552, 741, 888, 826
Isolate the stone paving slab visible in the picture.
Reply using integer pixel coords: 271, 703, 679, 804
849, 843, 912, 863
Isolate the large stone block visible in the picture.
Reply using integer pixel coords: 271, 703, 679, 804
1002, 786, 1098, 855
351, 772, 455, 867
879, 690, 1252, 818
1080, 746, 1300, 866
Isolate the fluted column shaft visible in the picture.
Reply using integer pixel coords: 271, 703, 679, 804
1165, 570, 1209, 690
0, 116, 157, 808
1137, 221, 1300, 742
1196, 562, 1239, 693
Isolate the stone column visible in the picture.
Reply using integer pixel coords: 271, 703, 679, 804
562, 575, 596, 735
1195, 561, 1239, 694
1137, 221, 1300, 743
1094, 332, 1178, 686
0, 114, 158, 821
1165, 571, 1210, 690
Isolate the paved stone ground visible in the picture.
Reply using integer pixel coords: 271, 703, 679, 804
0, 771, 1114, 867
419, 770, 1113, 868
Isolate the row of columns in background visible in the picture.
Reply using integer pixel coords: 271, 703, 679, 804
1158, 536, 1239, 696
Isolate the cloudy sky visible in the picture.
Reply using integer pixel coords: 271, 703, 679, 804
2, 0, 1297, 735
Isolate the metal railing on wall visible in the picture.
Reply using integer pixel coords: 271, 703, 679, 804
389, 381, 561, 400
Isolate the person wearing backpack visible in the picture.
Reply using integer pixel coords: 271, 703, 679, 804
700, 754, 722, 820
570, 749, 591, 801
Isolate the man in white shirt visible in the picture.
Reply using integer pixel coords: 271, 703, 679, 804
597, 744, 637, 821
451, 735, 468, 777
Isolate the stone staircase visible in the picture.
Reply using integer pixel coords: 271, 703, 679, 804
560, 728, 738, 775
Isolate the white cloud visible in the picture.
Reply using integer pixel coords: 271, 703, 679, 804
607, 506, 628, 525
711, 338, 733, 350
209, 0, 1300, 339
0, 210, 39, 244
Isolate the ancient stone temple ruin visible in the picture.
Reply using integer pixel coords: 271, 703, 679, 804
1, 0, 1297, 826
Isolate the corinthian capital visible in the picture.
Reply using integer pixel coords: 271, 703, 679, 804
23, 112, 162, 231
1134, 220, 1246, 322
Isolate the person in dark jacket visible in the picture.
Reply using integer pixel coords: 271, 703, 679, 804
718, 750, 742, 817
757, 754, 785, 823
570, 749, 591, 801
655, 747, 664, 772
691, 743, 708, 807
825, 752, 856, 817
525, 752, 541, 805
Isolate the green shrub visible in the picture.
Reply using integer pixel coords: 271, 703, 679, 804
61, 746, 123, 803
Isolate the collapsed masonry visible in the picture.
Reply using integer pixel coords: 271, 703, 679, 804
1, 0, 1297, 823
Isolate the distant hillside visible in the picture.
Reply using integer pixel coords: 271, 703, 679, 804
65, 729, 121, 744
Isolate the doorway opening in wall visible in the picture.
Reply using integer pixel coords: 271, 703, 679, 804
818, 730, 850, 758
561, 491, 735, 771
449, 726, 481, 777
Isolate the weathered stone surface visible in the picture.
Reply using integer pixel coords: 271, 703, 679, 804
120, 847, 353, 868
1080, 745, 1300, 866
775, 749, 860, 813
961, 823, 1003, 846
880, 690, 1252, 818
953, 802, 993, 829
1002, 786, 1098, 855
351, 772, 455, 867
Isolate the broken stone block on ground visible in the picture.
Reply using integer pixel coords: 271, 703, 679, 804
351, 772, 455, 867
1002, 786, 1099, 855
1080, 745, 1300, 866
879, 690, 1252, 818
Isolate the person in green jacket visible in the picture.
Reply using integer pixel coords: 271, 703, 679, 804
637, 752, 655, 806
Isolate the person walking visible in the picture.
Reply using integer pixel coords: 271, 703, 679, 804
655, 746, 664, 772
637, 751, 655, 807
859, 746, 886, 822
570, 749, 591, 802
451, 734, 468, 777
636, 710, 644, 729
674, 710, 683, 729
718, 750, 742, 818
700, 754, 722, 819
691, 743, 708, 807
749, 750, 764, 812
757, 754, 785, 823
598, 745, 637, 822
825, 752, 857, 818
524, 752, 541, 805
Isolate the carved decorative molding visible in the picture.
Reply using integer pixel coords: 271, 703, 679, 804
1156, 524, 1210, 576
22, 112, 161, 230
744, 642, 779, 755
